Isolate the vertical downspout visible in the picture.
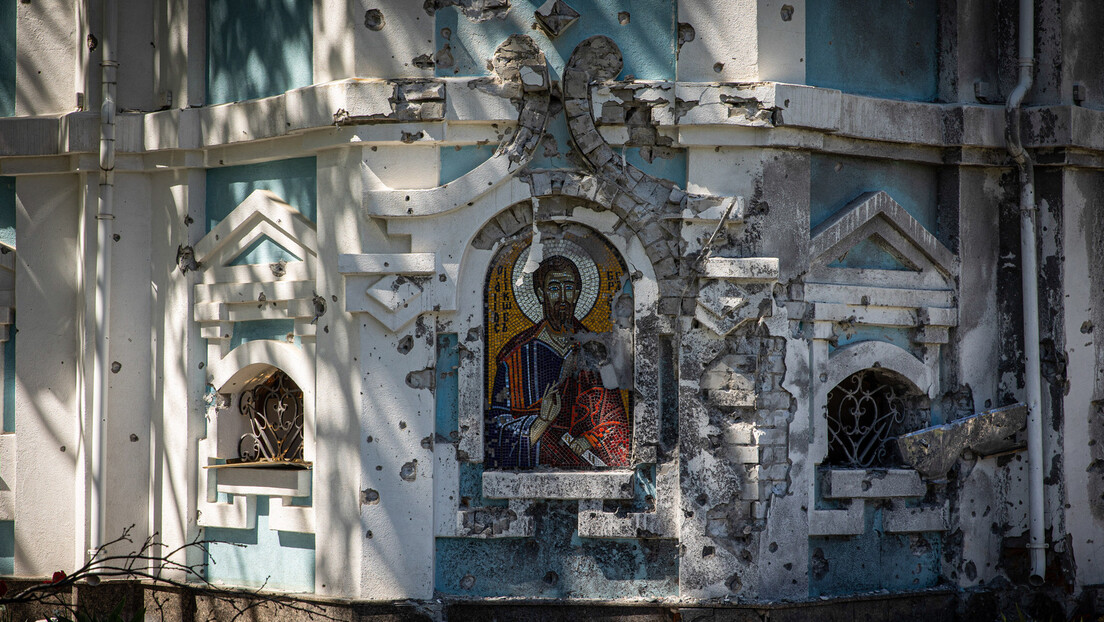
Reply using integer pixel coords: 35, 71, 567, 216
1005, 0, 1046, 586
89, 0, 117, 557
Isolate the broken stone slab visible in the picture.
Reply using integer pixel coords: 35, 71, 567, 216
897, 403, 1027, 480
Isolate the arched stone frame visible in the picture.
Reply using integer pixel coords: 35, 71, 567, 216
196, 337, 316, 535
807, 338, 946, 537
811, 340, 935, 469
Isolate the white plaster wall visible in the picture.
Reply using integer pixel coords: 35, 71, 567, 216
956, 169, 1002, 408
756, 0, 805, 84
315, 1, 435, 83
153, 0, 204, 110
676, 0, 758, 82
99, 172, 152, 557
357, 318, 435, 600
115, 0, 155, 112
149, 168, 204, 578
13, 174, 81, 575
1060, 171, 1104, 585
15, 2, 77, 116
314, 148, 365, 597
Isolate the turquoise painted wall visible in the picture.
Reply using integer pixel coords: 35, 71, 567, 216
228, 236, 302, 266
1, 177, 13, 433
828, 237, 914, 271
436, 0, 676, 81
809, 504, 941, 596
0, 0, 13, 117
206, 0, 312, 104
810, 154, 938, 238
806, 0, 938, 101
0, 520, 12, 575
205, 496, 315, 592
205, 157, 316, 265
3, 331, 14, 433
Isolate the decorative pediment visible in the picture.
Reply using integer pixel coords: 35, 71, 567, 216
193, 189, 318, 285
192, 190, 321, 358
809, 191, 954, 291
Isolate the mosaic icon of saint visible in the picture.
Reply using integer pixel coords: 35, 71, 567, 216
486, 254, 632, 469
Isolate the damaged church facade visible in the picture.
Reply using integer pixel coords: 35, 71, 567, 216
1, 0, 1104, 617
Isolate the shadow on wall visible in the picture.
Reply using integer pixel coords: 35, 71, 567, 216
0, 0, 13, 117
805, 0, 938, 102
206, 0, 313, 104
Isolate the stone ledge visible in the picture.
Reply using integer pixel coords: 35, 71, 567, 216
823, 468, 926, 499
482, 470, 635, 500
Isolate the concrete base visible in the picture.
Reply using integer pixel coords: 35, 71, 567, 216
3, 582, 1099, 622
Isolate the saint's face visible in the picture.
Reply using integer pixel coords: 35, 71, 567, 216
538, 269, 578, 331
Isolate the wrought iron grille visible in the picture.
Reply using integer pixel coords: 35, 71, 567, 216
825, 369, 909, 468
238, 370, 305, 463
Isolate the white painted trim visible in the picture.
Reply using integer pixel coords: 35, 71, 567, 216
824, 340, 933, 397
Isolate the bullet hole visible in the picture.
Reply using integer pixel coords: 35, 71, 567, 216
964, 560, 977, 581
112, 234, 120, 242
780, 4, 794, 21
270, 260, 287, 278
811, 548, 829, 580
695, 493, 708, 506
412, 54, 435, 69
861, 480, 872, 491
331, 295, 338, 303
543, 570, 559, 585
366, 530, 374, 539
713, 62, 724, 73
421, 435, 433, 450
110, 361, 121, 373
676, 22, 696, 57
768, 542, 778, 553
376, 465, 382, 471
702, 546, 715, 557
184, 215, 194, 226
1082, 320, 1094, 334
367, 435, 374, 443
176, 245, 198, 274
406, 369, 435, 390
397, 335, 414, 355
198, 362, 205, 369
439, 273, 447, 282
399, 421, 407, 430
364, 9, 385, 30
129, 433, 139, 442
440, 27, 452, 40
87, 34, 99, 51
617, 11, 630, 25
725, 573, 741, 591
400, 460, 418, 481
60, 446, 66, 452
360, 488, 380, 505
784, 563, 793, 571
460, 575, 476, 590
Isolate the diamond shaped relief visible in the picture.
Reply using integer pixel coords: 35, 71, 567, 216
534, 0, 580, 38
695, 279, 771, 337
367, 276, 423, 312
363, 276, 425, 331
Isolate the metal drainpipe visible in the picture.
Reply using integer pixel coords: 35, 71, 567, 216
1005, 0, 1046, 586
89, 0, 117, 558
